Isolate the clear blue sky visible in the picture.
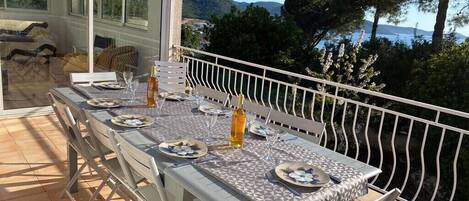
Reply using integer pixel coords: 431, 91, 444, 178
234, 0, 469, 36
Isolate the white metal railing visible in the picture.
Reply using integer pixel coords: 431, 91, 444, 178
174, 45, 469, 201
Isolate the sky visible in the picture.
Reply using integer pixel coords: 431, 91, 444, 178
234, 0, 469, 37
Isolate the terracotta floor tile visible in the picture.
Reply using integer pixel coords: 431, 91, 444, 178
3, 191, 51, 201
0, 174, 44, 200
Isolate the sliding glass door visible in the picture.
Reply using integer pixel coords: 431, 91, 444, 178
0, 0, 163, 117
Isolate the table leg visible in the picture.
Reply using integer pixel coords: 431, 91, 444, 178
67, 144, 78, 193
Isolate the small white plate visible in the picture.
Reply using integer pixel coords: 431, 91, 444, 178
275, 162, 330, 188
111, 114, 154, 128
87, 98, 122, 108
94, 82, 125, 90
198, 104, 231, 115
160, 92, 190, 101
248, 122, 276, 137
159, 139, 208, 159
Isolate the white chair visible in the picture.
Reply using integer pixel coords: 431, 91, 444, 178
109, 130, 168, 201
196, 85, 230, 106
47, 93, 111, 201
230, 96, 272, 122
85, 110, 145, 199
70, 72, 117, 85
376, 188, 401, 201
155, 61, 188, 92
268, 109, 326, 144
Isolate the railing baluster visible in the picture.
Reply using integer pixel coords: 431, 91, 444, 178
301, 91, 306, 119
341, 101, 349, 155
371, 111, 385, 184
449, 133, 464, 201
320, 95, 327, 147
205, 63, 210, 88
227, 69, 233, 95
384, 115, 399, 189
283, 85, 289, 114
267, 81, 273, 109
260, 69, 266, 106
352, 104, 360, 159
275, 83, 281, 111
210, 63, 216, 90
412, 123, 429, 201
292, 87, 297, 116
253, 77, 259, 104
331, 87, 339, 151
215, 64, 221, 92
246, 75, 251, 101
310, 92, 316, 121
364, 108, 372, 164
233, 71, 238, 96
221, 68, 227, 93
193, 59, 200, 86
401, 119, 414, 192
430, 128, 446, 201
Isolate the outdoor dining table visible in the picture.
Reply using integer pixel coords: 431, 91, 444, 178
50, 84, 382, 201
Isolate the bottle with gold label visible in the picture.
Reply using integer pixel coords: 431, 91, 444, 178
146, 66, 159, 108
230, 95, 246, 148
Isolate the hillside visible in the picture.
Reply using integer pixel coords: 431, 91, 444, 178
233, 1, 282, 15
362, 20, 467, 38
182, 0, 282, 20
182, 0, 234, 20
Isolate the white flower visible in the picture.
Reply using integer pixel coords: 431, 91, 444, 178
338, 43, 345, 58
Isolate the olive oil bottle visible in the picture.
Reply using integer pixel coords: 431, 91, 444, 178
230, 95, 246, 148
146, 66, 158, 108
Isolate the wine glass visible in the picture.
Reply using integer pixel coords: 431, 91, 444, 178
204, 113, 218, 143
263, 127, 280, 163
192, 90, 204, 106
123, 71, 133, 94
157, 95, 166, 113
129, 80, 139, 104
245, 112, 256, 139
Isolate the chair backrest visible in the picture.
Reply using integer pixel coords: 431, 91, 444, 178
376, 188, 401, 201
47, 93, 93, 158
155, 61, 188, 92
196, 85, 230, 106
84, 111, 115, 152
94, 35, 114, 49
268, 109, 326, 144
230, 96, 271, 121
110, 131, 167, 201
70, 72, 117, 85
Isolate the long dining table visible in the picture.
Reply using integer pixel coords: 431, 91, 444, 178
50, 85, 381, 201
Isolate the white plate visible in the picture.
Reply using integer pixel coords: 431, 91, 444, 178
275, 162, 330, 188
111, 114, 154, 128
198, 104, 231, 115
248, 122, 276, 137
159, 139, 208, 159
94, 82, 125, 90
160, 92, 190, 101
86, 98, 122, 108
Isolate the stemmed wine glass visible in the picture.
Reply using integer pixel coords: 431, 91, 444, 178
123, 71, 133, 94
204, 113, 218, 143
129, 80, 139, 104
262, 127, 285, 163
245, 113, 256, 139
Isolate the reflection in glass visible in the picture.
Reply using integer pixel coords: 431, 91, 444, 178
102, 0, 123, 21
127, 0, 148, 26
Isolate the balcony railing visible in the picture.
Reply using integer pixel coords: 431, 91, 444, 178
173, 45, 469, 201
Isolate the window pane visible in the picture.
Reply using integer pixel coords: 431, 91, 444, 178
102, 0, 122, 21
6, 0, 47, 10
70, 0, 84, 15
127, 0, 148, 26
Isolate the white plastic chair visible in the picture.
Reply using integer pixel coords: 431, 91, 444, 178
70, 72, 117, 85
109, 130, 168, 201
268, 109, 326, 144
85, 110, 145, 200
47, 93, 111, 201
376, 188, 401, 201
196, 85, 230, 106
155, 61, 188, 92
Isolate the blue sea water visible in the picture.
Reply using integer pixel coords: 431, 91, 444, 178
317, 32, 467, 48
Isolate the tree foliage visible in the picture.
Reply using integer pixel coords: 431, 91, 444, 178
283, 0, 370, 47
369, 0, 410, 41
206, 6, 312, 73
181, 24, 201, 49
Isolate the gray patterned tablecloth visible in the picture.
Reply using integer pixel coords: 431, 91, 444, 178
72, 85, 368, 201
